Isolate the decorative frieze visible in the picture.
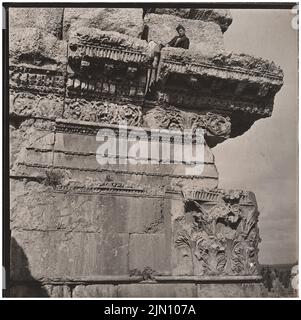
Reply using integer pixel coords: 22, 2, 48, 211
10, 91, 64, 119
63, 99, 143, 126
9, 65, 65, 94
144, 106, 231, 138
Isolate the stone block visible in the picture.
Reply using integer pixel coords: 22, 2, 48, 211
43, 285, 72, 298
64, 8, 144, 39
73, 285, 117, 297
197, 283, 264, 297
9, 28, 67, 69
145, 9, 232, 33
145, 14, 224, 55
11, 230, 129, 280
118, 283, 196, 297
10, 178, 164, 234
129, 234, 170, 275
9, 8, 64, 38
10, 92, 64, 119
10, 284, 50, 298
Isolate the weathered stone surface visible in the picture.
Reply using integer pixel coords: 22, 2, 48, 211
9, 8, 64, 38
9, 28, 67, 69
9, 122, 55, 173
11, 230, 129, 280
172, 189, 260, 277
11, 180, 165, 234
118, 283, 196, 297
129, 234, 170, 275
197, 283, 264, 297
73, 285, 117, 297
10, 92, 64, 119
145, 14, 224, 55
10, 284, 49, 297
8, 7, 284, 298
43, 284, 72, 297
64, 8, 144, 39
144, 8, 232, 32
69, 27, 149, 53
10, 284, 72, 297
159, 48, 283, 80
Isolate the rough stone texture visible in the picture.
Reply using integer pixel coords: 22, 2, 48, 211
118, 283, 197, 297
144, 8, 232, 32
43, 285, 72, 297
11, 230, 129, 280
8, 7, 284, 298
197, 283, 264, 297
69, 27, 149, 53
144, 13, 224, 55
64, 8, 144, 39
159, 47, 283, 80
10, 284, 49, 298
9, 8, 64, 38
10, 284, 72, 298
9, 28, 67, 69
9, 122, 55, 172
129, 234, 170, 275
10, 180, 165, 234
73, 285, 117, 297
10, 93, 64, 120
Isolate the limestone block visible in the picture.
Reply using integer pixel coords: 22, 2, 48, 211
10, 284, 49, 298
43, 285, 72, 298
9, 28, 67, 69
10, 179, 165, 234
144, 14, 224, 55
73, 285, 117, 297
11, 230, 129, 280
9, 123, 55, 173
118, 283, 196, 297
197, 283, 264, 297
129, 234, 170, 275
144, 9, 232, 32
9, 8, 64, 38
10, 92, 64, 119
10, 284, 72, 297
64, 8, 144, 39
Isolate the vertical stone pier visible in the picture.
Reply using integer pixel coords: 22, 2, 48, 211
9, 8, 283, 297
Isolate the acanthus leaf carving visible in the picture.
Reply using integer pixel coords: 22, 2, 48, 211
174, 188, 260, 277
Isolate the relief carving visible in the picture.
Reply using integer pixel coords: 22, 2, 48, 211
63, 98, 143, 126
174, 189, 260, 276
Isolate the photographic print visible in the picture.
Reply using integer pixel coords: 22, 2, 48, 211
2, 3, 299, 299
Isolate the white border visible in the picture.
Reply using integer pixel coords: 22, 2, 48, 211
0, 0, 299, 301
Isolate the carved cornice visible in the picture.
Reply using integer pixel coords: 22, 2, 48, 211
69, 43, 149, 65
181, 188, 254, 205
15, 162, 218, 181
68, 28, 151, 67
159, 50, 283, 83
9, 65, 66, 95
149, 90, 273, 117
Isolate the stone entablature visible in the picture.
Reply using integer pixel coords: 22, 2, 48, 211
8, 7, 284, 297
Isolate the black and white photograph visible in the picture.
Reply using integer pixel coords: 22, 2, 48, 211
1, 1, 299, 300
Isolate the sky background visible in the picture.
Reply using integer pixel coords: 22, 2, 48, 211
213, 9, 298, 265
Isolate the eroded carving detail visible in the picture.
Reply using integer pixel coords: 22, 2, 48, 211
174, 189, 260, 276
144, 105, 184, 130
63, 99, 142, 126
191, 112, 231, 137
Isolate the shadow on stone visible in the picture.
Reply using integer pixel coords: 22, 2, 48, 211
10, 237, 49, 297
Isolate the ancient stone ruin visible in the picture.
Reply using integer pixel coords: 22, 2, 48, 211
9, 8, 283, 297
